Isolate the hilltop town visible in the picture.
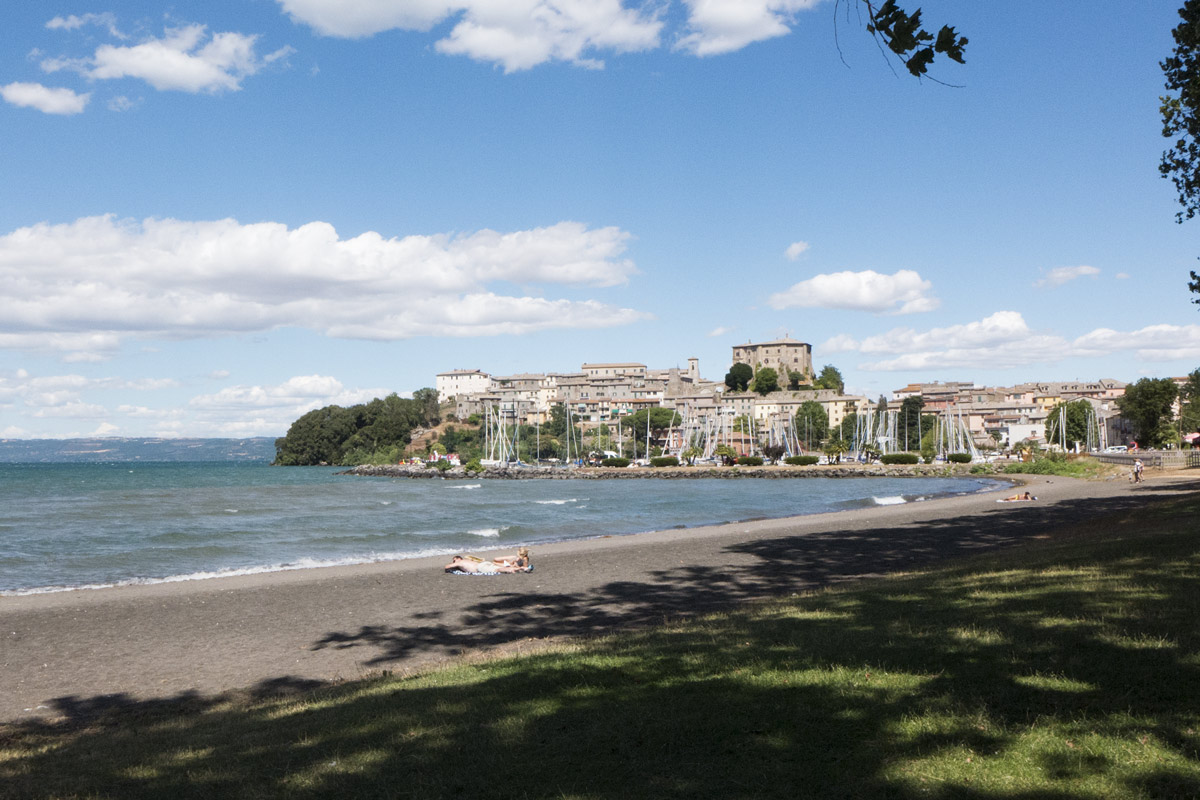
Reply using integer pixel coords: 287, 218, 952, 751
438, 337, 1181, 454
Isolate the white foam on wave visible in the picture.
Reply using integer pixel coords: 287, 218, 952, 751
535, 498, 577, 505
449, 484, 482, 490
872, 495, 907, 506
379, 500, 393, 505
224, 508, 239, 513
467, 528, 501, 537
0, 547, 463, 597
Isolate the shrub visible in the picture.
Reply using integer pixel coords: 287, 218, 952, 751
947, 453, 973, 464
431, 459, 453, 472
785, 455, 820, 466
880, 453, 920, 465
737, 456, 764, 466
464, 458, 484, 474
968, 463, 993, 474
650, 456, 679, 467
600, 457, 631, 468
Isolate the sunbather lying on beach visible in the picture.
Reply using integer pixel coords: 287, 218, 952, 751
445, 547, 531, 574
1000, 491, 1036, 502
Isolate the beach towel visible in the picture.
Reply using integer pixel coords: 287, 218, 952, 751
447, 565, 534, 576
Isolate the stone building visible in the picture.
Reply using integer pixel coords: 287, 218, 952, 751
730, 338, 813, 381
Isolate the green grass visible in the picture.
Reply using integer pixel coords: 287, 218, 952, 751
3, 495, 1199, 799
1000, 456, 1121, 479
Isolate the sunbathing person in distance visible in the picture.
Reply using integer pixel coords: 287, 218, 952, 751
445, 547, 531, 574
1001, 491, 1036, 502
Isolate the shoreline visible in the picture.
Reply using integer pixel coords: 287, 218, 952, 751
1, 474, 1011, 599
2, 472, 1188, 724
341, 462, 995, 480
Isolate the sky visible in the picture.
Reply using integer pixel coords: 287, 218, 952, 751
1, 1, 1198, 439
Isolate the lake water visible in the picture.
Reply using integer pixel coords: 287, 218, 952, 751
0, 463, 1003, 595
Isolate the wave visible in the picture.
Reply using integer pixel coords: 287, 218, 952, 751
466, 528, 501, 537
448, 484, 482, 490
535, 498, 578, 505
0, 548, 463, 597
872, 495, 907, 506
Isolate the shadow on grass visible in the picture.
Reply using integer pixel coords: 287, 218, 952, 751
3, 481, 1199, 798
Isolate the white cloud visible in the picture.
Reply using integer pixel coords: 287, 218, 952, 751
784, 240, 809, 261
707, 325, 734, 337
46, 12, 126, 39
42, 24, 290, 93
209, 369, 231, 379
818, 311, 1200, 372
1034, 264, 1101, 288
0, 81, 90, 114
1115, 272, 1130, 280
768, 269, 938, 314
107, 95, 137, 111
279, 0, 661, 71
675, 0, 820, 56
0, 215, 649, 358
188, 374, 392, 435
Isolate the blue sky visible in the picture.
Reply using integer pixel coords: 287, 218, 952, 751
1, 1, 1197, 438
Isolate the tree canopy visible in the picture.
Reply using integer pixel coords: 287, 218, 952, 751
1161, 3, 1200, 304
1116, 378, 1180, 448
274, 392, 428, 466
620, 408, 682, 450
753, 367, 780, 395
724, 363, 753, 392
1178, 368, 1200, 434
1045, 399, 1096, 450
794, 401, 829, 450
814, 364, 845, 394
856, 0, 968, 78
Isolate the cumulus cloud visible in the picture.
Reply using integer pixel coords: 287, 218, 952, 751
767, 269, 938, 314
1034, 264, 1101, 288
784, 241, 809, 261
818, 311, 1200, 371
0, 81, 90, 114
278, 0, 661, 71
675, 0, 820, 56
0, 215, 649, 359
41, 24, 293, 93
188, 374, 392, 435
46, 12, 126, 38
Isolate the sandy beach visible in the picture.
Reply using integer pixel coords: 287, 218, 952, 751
2, 471, 1194, 724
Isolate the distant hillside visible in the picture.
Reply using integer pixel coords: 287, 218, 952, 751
0, 437, 277, 463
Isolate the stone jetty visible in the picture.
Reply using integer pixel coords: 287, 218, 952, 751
341, 463, 990, 480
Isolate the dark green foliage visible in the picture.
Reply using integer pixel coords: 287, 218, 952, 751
411, 388, 441, 427
947, 453, 973, 464
600, 457, 631, 468
724, 363, 753, 392
794, 401, 829, 450
1162, 2, 1200, 223
785, 455, 820, 466
431, 459, 452, 472
787, 369, 809, 390
464, 458, 484, 474
274, 392, 429, 466
649, 456, 679, 467
880, 453, 919, 465
737, 456, 764, 466
839, 412, 859, 445
1045, 399, 1096, 448
620, 408, 682, 451
814, 365, 845, 394
762, 444, 786, 464
752, 367, 779, 395
1180, 368, 1200, 434
898, 396, 933, 451
1117, 378, 1180, 447
863, 0, 967, 77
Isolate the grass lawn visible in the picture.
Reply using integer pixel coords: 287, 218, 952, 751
2, 490, 1198, 799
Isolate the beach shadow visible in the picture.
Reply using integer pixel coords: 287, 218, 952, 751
308, 483, 1185, 667
4, 491, 1198, 799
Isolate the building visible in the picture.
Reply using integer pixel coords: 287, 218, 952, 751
730, 338, 813, 381
435, 369, 491, 402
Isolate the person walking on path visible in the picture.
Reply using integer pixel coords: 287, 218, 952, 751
1133, 458, 1144, 483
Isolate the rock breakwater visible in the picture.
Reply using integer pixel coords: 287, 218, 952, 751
341, 463, 989, 480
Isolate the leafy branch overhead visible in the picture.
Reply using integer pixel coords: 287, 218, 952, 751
863, 0, 968, 77
1161, 2, 1200, 306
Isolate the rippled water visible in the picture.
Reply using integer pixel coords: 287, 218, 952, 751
0, 463, 1002, 595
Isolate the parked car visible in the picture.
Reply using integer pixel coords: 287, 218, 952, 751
1104, 445, 1128, 453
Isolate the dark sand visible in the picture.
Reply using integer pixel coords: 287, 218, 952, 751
2, 472, 1195, 724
